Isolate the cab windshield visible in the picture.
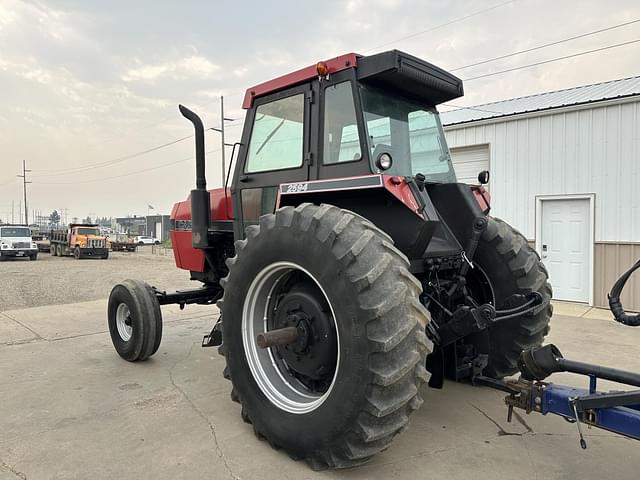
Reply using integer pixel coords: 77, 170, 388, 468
359, 85, 456, 182
77, 228, 99, 236
0, 227, 31, 237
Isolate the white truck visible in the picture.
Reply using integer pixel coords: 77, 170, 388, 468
0, 225, 38, 261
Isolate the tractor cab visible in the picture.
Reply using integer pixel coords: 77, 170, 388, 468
237, 51, 462, 182
221, 50, 481, 261
231, 51, 464, 225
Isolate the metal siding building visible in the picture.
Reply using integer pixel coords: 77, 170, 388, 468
441, 77, 640, 310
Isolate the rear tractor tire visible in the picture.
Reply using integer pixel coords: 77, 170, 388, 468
108, 279, 163, 361
470, 217, 553, 378
219, 203, 431, 469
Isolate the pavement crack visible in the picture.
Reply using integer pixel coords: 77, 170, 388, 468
0, 312, 43, 341
168, 343, 240, 480
0, 459, 27, 479
470, 404, 524, 437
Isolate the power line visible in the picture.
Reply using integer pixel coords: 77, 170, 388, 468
92, 93, 243, 145
34, 121, 244, 178
362, 0, 519, 53
36, 149, 220, 185
463, 38, 640, 81
33, 134, 195, 176
450, 18, 640, 71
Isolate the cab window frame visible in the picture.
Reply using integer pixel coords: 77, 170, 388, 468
318, 72, 370, 172
243, 87, 309, 175
321, 80, 362, 165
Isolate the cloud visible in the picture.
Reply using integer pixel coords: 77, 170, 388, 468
122, 55, 220, 82
0, 58, 53, 84
0, 0, 81, 41
0, 3, 19, 30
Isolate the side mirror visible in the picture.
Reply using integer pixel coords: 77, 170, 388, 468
477, 170, 490, 185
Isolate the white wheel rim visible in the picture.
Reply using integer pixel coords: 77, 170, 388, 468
116, 303, 133, 341
242, 261, 340, 415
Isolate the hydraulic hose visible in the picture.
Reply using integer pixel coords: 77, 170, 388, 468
608, 258, 640, 327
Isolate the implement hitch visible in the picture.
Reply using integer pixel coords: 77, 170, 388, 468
475, 344, 640, 448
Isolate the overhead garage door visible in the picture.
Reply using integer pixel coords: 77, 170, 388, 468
449, 144, 489, 185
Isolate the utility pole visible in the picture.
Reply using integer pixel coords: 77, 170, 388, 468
11, 200, 14, 224
208, 96, 235, 186
220, 96, 226, 184
16, 160, 31, 225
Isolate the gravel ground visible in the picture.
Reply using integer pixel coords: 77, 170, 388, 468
0, 246, 196, 311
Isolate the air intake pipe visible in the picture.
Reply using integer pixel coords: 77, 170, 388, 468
179, 105, 210, 249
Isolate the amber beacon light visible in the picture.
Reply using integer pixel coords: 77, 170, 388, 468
316, 61, 329, 76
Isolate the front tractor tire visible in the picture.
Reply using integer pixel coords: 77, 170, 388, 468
472, 217, 553, 378
108, 279, 163, 362
219, 203, 431, 469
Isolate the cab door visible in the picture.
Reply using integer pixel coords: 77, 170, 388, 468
232, 84, 312, 238
316, 71, 370, 180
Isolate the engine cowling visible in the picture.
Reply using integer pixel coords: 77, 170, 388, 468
170, 188, 232, 272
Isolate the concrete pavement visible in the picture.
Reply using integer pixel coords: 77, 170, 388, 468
1, 300, 639, 479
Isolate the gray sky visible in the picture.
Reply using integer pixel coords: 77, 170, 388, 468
0, 0, 639, 222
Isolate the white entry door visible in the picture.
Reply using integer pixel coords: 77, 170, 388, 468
540, 198, 591, 303
155, 221, 162, 241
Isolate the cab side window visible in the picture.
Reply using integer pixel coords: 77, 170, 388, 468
245, 94, 304, 173
323, 81, 361, 163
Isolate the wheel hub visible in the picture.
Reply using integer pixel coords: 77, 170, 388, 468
270, 288, 337, 381
115, 303, 133, 341
241, 261, 341, 414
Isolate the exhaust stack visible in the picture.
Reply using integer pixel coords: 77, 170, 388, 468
179, 105, 210, 249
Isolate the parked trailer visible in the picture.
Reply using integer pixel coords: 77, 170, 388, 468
108, 234, 137, 252
31, 234, 51, 253
50, 223, 109, 259
110, 241, 137, 252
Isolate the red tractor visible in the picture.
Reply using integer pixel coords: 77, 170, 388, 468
108, 50, 552, 469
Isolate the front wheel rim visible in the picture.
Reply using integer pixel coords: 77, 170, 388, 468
116, 303, 133, 341
242, 261, 340, 415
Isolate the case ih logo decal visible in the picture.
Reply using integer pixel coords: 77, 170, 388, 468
173, 219, 192, 231
280, 175, 383, 195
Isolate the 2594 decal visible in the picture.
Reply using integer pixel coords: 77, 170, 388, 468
285, 182, 309, 193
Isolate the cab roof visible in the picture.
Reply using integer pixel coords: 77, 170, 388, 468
242, 53, 359, 109
242, 50, 463, 109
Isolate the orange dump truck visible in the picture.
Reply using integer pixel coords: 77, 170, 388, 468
50, 223, 109, 259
